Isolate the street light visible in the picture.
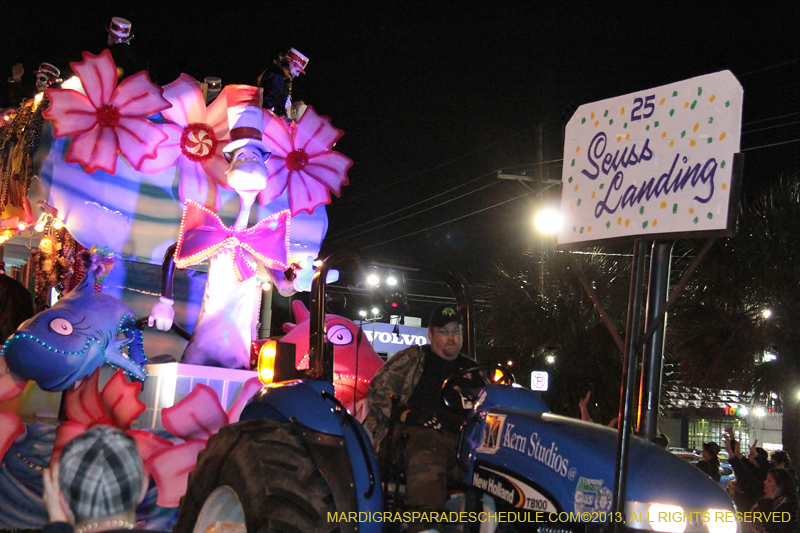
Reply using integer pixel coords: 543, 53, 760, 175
366, 271, 380, 288
533, 207, 562, 235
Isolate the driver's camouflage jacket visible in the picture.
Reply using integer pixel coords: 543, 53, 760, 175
364, 344, 472, 453
364, 344, 427, 453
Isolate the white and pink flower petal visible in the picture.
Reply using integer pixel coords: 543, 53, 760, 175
287, 170, 334, 216
70, 50, 118, 110
115, 117, 169, 170
111, 71, 170, 117
303, 151, 353, 196
201, 149, 230, 190
259, 163, 290, 206
261, 109, 294, 156
42, 89, 98, 137
178, 158, 213, 208
205, 91, 230, 141
66, 126, 120, 175
160, 74, 205, 125
294, 106, 343, 156
139, 123, 183, 174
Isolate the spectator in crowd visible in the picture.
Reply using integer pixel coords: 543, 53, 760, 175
696, 441, 722, 482
578, 391, 618, 428
42, 425, 147, 533
725, 426, 772, 512
749, 468, 799, 533
771, 450, 799, 490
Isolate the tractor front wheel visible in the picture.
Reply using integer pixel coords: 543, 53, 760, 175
174, 419, 339, 533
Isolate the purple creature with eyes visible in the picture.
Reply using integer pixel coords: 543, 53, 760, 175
280, 300, 384, 421
1, 268, 147, 392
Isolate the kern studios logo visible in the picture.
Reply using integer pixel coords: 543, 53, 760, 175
477, 414, 505, 454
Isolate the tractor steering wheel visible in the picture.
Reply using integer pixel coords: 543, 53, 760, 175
441, 365, 515, 411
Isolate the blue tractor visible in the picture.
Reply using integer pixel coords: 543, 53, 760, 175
173, 259, 737, 533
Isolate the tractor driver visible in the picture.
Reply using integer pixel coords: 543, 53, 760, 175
364, 305, 474, 533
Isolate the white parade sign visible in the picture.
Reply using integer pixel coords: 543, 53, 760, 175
559, 70, 743, 245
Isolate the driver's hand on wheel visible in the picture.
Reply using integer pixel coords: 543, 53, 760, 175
148, 297, 175, 331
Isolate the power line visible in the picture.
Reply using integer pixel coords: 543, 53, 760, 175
741, 138, 800, 152
743, 112, 800, 126
743, 120, 800, 135
736, 58, 800, 77
336, 125, 541, 205
328, 170, 497, 239
327, 178, 503, 245
359, 190, 537, 250
351, 134, 800, 250
338, 111, 798, 248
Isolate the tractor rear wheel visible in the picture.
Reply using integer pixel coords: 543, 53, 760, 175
174, 418, 340, 533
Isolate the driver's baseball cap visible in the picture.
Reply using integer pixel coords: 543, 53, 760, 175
429, 305, 463, 328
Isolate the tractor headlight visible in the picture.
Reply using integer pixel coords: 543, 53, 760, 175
706, 510, 737, 533
649, 504, 687, 533
628, 501, 736, 533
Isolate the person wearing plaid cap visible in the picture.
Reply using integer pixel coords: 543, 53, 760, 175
42, 426, 147, 533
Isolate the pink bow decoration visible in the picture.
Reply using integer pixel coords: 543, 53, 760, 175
49, 370, 173, 479
145, 378, 263, 507
174, 201, 291, 282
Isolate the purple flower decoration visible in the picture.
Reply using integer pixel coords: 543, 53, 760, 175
79, 245, 115, 281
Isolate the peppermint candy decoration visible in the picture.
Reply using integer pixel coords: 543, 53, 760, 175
181, 122, 218, 162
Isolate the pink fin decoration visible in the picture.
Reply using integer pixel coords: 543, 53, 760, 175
226, 376, 263, 424
161, 384, 228, 440
101, 370, 146, 428
148, 439, 208, 507
64, 370, 111, 426
0, 412, 25, 467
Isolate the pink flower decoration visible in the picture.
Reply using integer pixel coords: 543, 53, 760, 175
139, 74, 230, 210
43, 49, 170, 175
259, 106, 353, 216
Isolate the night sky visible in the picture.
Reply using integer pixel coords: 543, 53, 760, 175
2, 1, 799, 285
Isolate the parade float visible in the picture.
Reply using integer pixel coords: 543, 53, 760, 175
0, 47, 383, 529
